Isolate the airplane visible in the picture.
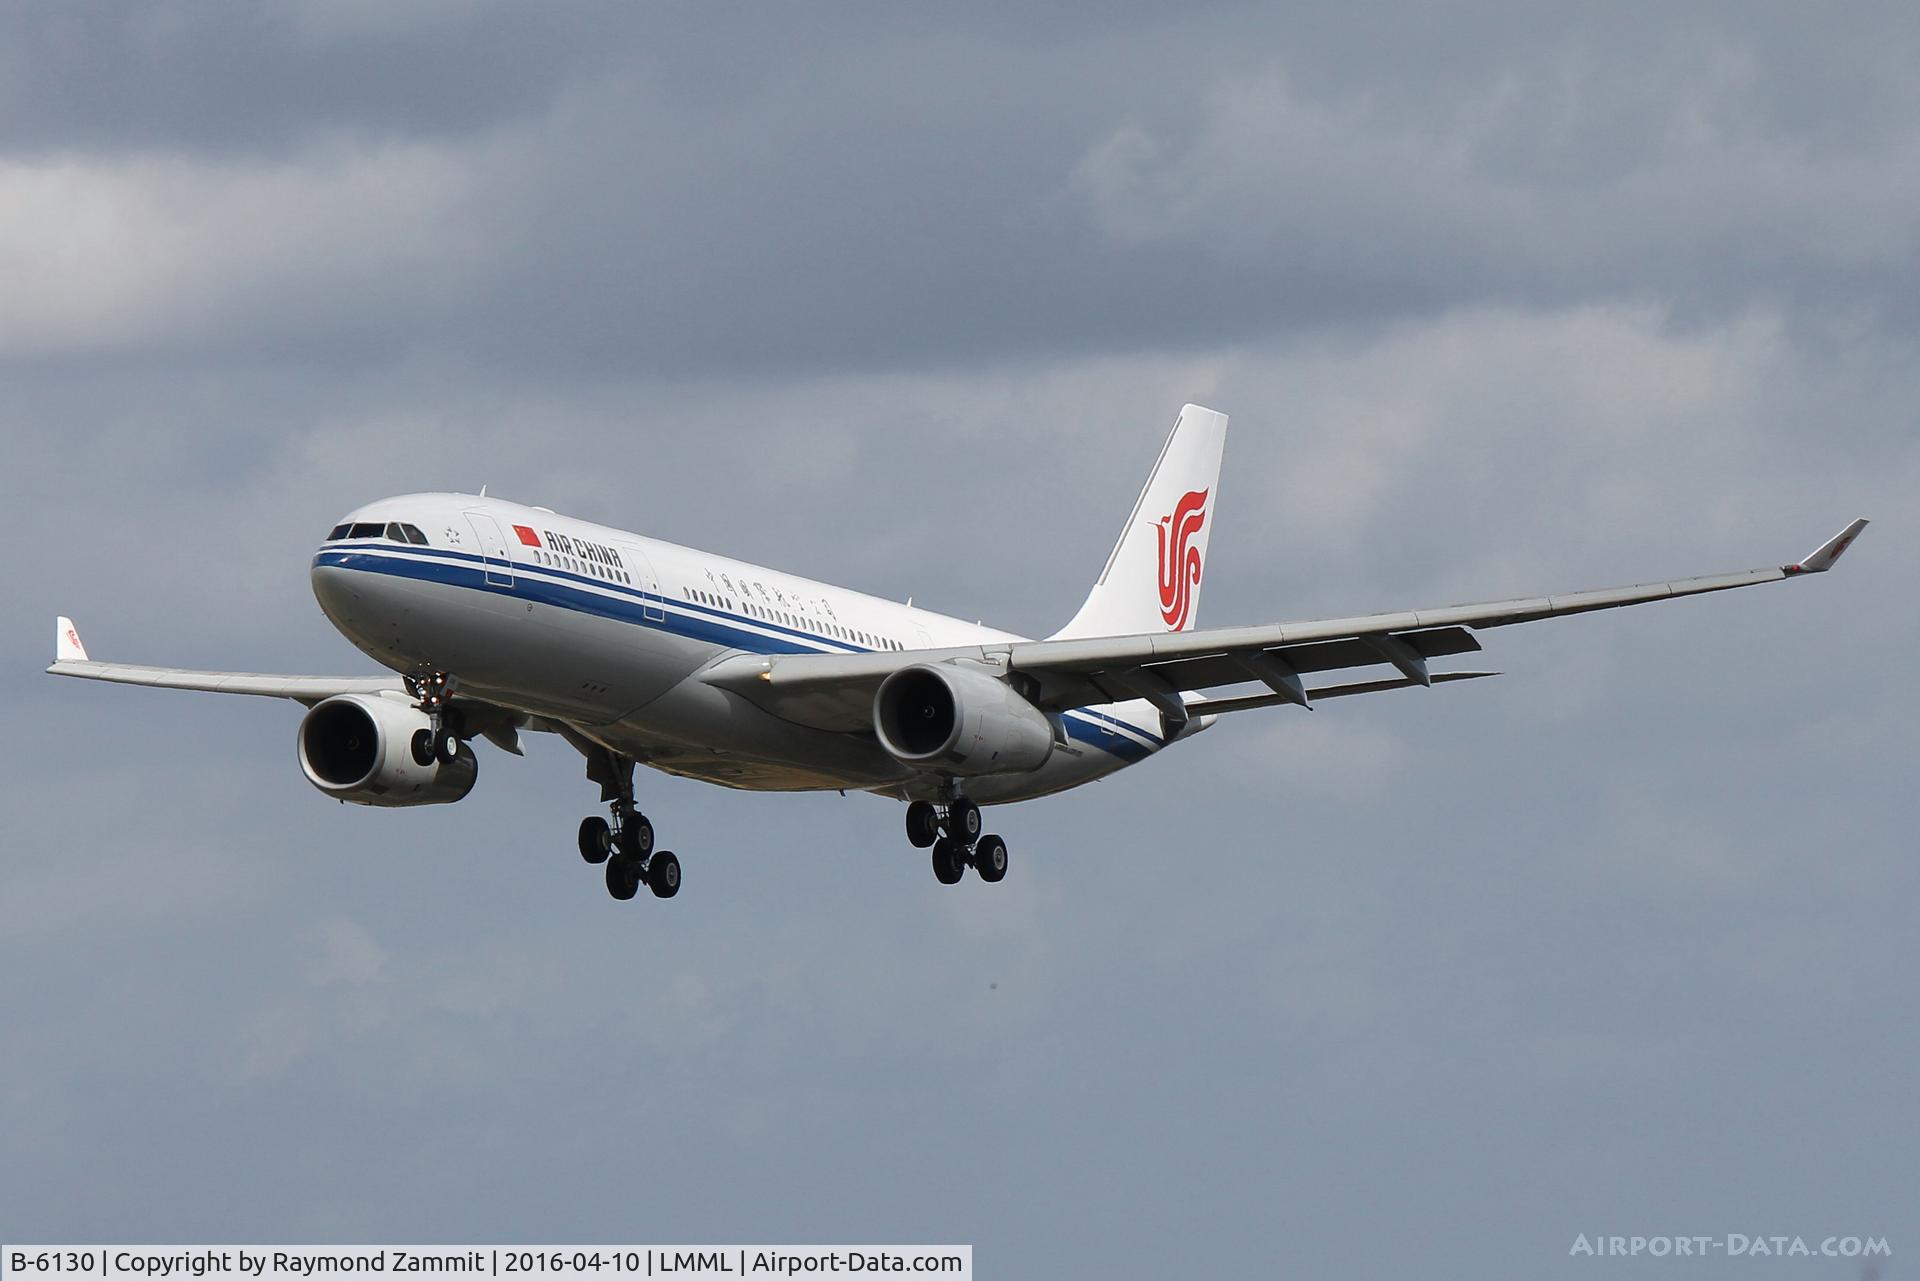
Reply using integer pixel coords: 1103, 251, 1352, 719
48, 405, 1868, 902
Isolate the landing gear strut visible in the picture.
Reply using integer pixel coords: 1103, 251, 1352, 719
912, 793, 1009, 885
405, 672, 464, 766
575, 744, 680, 901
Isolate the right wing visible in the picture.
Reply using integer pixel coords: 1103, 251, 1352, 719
703, 519, 1870, 733
47, 617, 402, 705
46, 616, 543, 754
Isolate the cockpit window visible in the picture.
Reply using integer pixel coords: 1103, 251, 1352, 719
347, 522, 384, 539
328, 524, 350, 540
400, 524, 429, 545
385, 522, 407, 542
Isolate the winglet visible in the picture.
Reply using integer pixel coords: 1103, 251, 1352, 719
1786, 518, 1870, 575
55, 616, 89, 663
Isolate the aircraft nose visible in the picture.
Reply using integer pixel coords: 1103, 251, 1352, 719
310, 560, 359, 626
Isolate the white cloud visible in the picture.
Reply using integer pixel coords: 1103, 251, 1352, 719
0, 142, 483, 356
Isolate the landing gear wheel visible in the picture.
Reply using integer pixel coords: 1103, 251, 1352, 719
931, 838, 965, 885
606, 854, 642, 901
618, 814, 654, 860
578, 816, 612, 864
410, 729, 435, 767
905, 801, 940, 848
974, 834, 1008, 883
647, 851, 681, 899
432, 727, 461, 765
949, 799, 982, 842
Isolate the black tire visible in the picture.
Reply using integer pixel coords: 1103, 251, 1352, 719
975, 834, 1008, 883
905, 801, 940, 848
410, 729, 435, 767
606, 854, 642, 900
433, 727, 461, 765
950, 799, 982, 842
931, 838, 965, 885
578, 816, 612, 865
618, 814, 654, 859
647, 850, 681, 899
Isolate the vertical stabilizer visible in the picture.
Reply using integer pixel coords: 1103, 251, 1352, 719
1051, 404, 1229, 640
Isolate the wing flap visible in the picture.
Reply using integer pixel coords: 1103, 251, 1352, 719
1053, 626, 1479, 711
1189, 670, 1499, 715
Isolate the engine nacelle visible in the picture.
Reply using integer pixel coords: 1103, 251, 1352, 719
873, 662, 1055, 776
297, 693, 477, 807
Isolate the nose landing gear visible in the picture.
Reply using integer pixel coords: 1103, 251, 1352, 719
908, 796, 1009, 885
405, 672, 465, 766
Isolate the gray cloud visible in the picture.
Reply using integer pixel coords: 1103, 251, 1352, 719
2, 5, 1915, 1277
8, 3, 1919, 377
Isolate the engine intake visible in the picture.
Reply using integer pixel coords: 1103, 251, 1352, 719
298, 693, 476, 807
874, 662, 1055, 776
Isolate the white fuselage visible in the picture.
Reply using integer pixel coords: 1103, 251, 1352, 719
310, 493, 1178, 803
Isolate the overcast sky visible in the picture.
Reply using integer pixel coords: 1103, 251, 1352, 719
3, 4, 1914, 1277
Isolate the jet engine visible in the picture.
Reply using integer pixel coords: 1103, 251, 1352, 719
297, 693, 477, 807
873, 662, 1055, 776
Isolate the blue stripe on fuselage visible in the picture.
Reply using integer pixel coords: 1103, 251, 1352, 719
314, 544, 1166, 761
317, 542, 864, 652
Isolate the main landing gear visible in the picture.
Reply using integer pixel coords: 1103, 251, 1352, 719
405, 671, 464, 766
576, 748, 679, 901
906, 797, 1008, 885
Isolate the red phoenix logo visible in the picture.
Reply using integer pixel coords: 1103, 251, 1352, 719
1156, 488, 1208, 631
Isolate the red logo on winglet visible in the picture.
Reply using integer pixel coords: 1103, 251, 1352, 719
1156, 489, 1208, 631
512, 525, 542, 548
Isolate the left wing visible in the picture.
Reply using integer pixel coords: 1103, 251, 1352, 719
704, 519, 1870, 733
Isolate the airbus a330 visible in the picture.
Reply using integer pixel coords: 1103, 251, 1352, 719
49, 406, 1868, 901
